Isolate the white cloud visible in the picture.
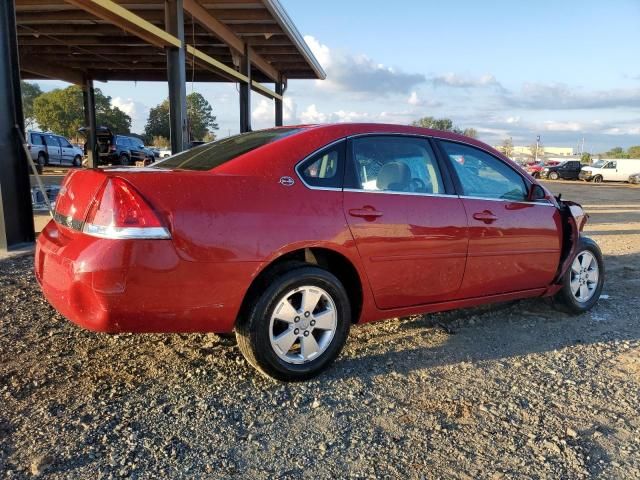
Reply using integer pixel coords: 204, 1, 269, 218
303, 35, 425, 95
431, 73, 502, 89
408, 91, 421, 106
112, 97, 137, 117
542, 120, 585, 132
299, 104, 328, 124
505, 83, 640, 109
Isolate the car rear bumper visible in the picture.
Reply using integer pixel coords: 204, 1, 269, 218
35, 220, 260, 333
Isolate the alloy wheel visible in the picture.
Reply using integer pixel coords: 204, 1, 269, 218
269, 285, 337, 364
570, 250, 599, 302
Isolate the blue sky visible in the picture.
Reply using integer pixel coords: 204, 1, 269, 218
32, 0, 640, 152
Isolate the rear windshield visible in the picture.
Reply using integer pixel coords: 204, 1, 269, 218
152, 128, 301, 171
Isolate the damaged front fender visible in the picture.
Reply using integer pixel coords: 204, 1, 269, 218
552, 198, 589, 286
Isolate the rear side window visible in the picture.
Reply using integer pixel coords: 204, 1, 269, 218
297, 141, 345, 189
154, 128, 301, 171
31, 134, 43, 145
440, 140, 527, 201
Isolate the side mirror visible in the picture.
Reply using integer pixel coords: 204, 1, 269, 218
529, 184, 547, 201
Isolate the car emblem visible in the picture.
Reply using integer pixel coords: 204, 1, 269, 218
279, 176, 295, 187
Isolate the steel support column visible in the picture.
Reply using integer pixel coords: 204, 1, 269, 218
82, 77, 97, 168
239, 45, 251, 133
0, 0, 35, 251
165, 0, 187, 154
275, 75, 286, 127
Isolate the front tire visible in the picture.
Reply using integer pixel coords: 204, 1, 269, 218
593, 175, 603, 184
236, 266, 351, 381
552, 237, 604, 314
549, 171, 559, 180
119, 154, 130, 166
73, 155, 82, 167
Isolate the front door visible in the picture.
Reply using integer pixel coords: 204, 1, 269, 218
437, 140, 562, 298
343, 135, 468, 309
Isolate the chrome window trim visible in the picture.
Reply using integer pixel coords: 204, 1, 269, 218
343, 188, 456, 199
458, 195, 554, 206
294, 138, 347, 191
294, 132, 553, 210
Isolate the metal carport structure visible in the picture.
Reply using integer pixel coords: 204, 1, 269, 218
0, 0, 325, 252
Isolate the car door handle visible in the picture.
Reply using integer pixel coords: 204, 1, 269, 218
472, 210, 498, 224
349, 207, 383, 220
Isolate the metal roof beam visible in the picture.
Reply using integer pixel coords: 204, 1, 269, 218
183, 0, 279, 82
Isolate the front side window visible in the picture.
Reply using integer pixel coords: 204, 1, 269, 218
349, 136, 444, 194
46, 135, 60, 147
604, 161, 616, 169
59, 137, 72, 148
440, 141, 528, 201
297, 142, 344, 189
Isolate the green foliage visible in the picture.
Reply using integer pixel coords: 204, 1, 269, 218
145, 93, 219, 142
21, 81, 43, 129
499, 137, 514, 158
626, 146, 640, 158
32, 85, 131, 139
580, 152, 592, 164
411, 117, 476, 138
605, 147, 627, 158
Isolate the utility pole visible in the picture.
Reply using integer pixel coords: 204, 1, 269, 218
534, 135, 540, 163
580, 137, 585, 155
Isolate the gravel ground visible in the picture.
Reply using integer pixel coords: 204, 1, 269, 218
1, 181, 639, 479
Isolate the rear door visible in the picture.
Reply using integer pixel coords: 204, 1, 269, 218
437, 140, 562, 298
45, 134, 62, 164
343, 135, 468, 309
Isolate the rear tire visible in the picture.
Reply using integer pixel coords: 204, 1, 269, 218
119, 154, 130, 166
73, 155, 82, 167
552, 236, 604, 314
37, 152, 47, 167
235, 266, 351, 381
593, 175, 603, 184
549, 171, 559, 180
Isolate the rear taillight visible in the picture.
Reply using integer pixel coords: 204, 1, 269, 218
82, 177, 170, 239
109, 145, 116, 152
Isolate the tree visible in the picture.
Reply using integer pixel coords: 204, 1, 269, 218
33, 85, 131, 139
581, 152, 592, 164
528, 142, 544, 159
461, 128, 478, 139
499, 137, 514, 158
187, 92, 218, 141
152, 136, 170, 148
605, 147, 628, 159
626, 146, 640, 158
145, 93, 219, 142
411, 116, 475, 137
21, 81, 42, 129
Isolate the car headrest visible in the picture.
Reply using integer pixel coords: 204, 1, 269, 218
376, 161, 411, 191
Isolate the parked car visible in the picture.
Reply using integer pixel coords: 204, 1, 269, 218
525, 160, 561, 178
36, 124, 604, 381
28, 131, 83, 167
579, 158, 640, 183
629, 172, 640, 184
79, 127, 155, 166
539, 160, 583, 180
31, 185, 61, 211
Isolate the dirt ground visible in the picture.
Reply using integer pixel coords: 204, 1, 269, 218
1, 180, 639, 479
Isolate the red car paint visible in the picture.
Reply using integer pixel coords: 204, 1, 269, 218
36, 123, 577, 334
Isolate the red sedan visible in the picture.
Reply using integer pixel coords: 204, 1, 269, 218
36, 124, 604, 381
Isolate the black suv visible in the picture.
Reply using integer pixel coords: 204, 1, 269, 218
81, 127, 154, 166
540, 160, 583, 180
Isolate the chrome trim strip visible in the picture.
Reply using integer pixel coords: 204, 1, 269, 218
343, 188, 456, 198
82, 224, 171, 240
458, 195, 554, 206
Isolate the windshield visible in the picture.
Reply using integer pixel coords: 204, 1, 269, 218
592, 160, 606, 168
152, 128, 301, 171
